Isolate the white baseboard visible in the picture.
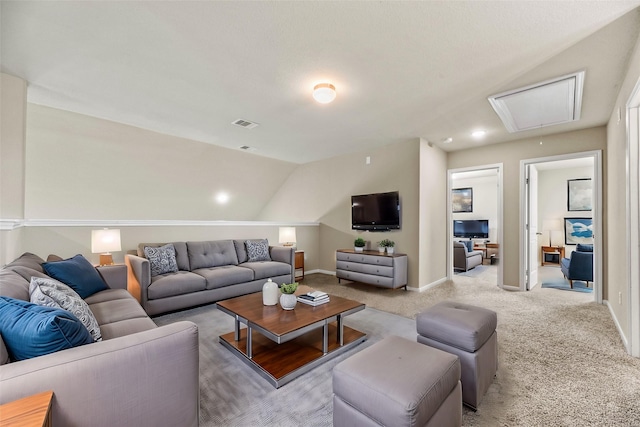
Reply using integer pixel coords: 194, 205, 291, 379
407, 277, 447, 292
604, 299, 630, 353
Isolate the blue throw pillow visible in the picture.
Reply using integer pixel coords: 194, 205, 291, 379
42, 254, 108, 299
0, 296, 93, 361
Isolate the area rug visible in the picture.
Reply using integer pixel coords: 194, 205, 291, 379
454, 264, 493, 279
153, 304, 416, 426
542, 278, 593, 293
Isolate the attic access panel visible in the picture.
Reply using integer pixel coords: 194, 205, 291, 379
488, 71, 585, 133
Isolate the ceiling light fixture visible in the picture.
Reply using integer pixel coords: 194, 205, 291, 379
472, 130, 486, 139
442, 137, 453, 144
313, 83, 336, 104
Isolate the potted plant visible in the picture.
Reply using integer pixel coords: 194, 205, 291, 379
279, 282, 298, 310
380, 239, 395, 254
377, 241, 385, 253
354, 237, 366, 252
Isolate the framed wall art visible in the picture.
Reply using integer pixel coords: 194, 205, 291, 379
564, 217, 593, 245
567, 178, 592, 211
452, 187, 473, 213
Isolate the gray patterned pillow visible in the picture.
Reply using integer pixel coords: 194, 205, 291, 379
29, 277, 102, 342
245, 239, 271, 262
144, 243, 179, 276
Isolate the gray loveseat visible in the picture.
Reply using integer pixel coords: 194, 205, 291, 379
0, 253, 199, 427
453, 241, 483, 272
127, 239, 295, 316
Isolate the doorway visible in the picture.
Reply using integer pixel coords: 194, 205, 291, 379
447, 164, 503, 287
520, 151, 602, 303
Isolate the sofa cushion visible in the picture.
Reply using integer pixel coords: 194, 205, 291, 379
29, 277, 102, 342
98, 317, 157, 340
138, 242, 190, 271
42, 254, 108, 299
0, 296, 93, 361
0, 269, 31, 301
148, 271, 206, 300
84, 288, 134, 305
5, 252, 46, 271
245, 239, 271, 262
576, 243, 593, 252
89, 297, 149, 325
241, 261, 291, 281
144, 244, 179, 276
193, 265, 254, 290
187, 240, 239, 269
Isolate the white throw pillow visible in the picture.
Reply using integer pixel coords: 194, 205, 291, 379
29, 277, 102, 342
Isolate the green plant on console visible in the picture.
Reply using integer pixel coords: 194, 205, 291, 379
380, 239, 395, 248
280, 282, 299, 294
354, 237, 366, 248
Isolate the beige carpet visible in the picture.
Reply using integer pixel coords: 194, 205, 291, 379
303, 271, 640, 426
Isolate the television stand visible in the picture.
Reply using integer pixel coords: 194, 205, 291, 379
336, 250, 408, 290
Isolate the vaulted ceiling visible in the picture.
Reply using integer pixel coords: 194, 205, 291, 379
2, 1, 639, 164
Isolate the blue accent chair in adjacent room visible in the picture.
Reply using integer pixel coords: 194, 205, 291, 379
560, 244, 593, 288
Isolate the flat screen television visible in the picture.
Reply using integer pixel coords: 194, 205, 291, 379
453, 219, 489, 239
351, 191, 401, 231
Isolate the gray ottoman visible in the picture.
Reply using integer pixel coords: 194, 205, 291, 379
416, 301, 497, 410
333, 335, 462, 427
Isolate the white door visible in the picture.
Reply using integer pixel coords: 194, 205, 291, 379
526, 164, 539, 290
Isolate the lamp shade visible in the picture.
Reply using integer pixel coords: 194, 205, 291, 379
91, 229, 122, 253
279, 227, 297, 246
313, 83, 336, 104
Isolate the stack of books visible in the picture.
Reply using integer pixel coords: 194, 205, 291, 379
297, 290, 330, 306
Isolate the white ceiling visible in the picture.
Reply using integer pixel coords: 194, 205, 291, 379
2, 1, 640, 164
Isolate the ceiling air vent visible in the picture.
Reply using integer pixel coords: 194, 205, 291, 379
231, 119, 259, 129
488, 70, 585, 133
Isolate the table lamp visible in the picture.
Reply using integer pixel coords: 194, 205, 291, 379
279, 227, 297, 247
91, 228, 121, 266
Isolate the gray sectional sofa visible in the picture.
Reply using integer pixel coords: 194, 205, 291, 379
0, 252, 199, 427
127, 239, 295, 316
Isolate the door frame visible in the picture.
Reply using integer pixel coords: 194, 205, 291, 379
519, 150, 603, 304
626, 78, 640, 357
447, 163, 504, 288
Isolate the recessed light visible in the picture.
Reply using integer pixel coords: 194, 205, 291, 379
442, 137, 453, 144
215, 192, 230, 204
472, 130, 486, 139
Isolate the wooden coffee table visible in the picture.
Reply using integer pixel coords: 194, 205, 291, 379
216, 285, 366, 388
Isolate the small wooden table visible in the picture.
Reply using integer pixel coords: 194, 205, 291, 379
216, 285, 366, 388
294, 250, 304, 281
541, 246, 565, 266
0, 391, 53, 427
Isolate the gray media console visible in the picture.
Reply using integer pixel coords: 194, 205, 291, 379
336, 249, 408, 290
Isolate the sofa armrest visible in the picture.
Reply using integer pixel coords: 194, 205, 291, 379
270, 246, 295, 268
0, 321, 199, 427
125, 254, 150, 304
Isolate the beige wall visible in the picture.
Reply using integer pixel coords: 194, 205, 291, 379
1, 73, 28, 265
419, 139, 448, 287
25, 104, 297, 220
606, 26, 640, 342
1, 73, 27, 220
448, 127, 607, 287
260, 138, 427, 288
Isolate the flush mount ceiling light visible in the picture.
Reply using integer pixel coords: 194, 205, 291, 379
313, 83, 336, 104
488, 70, 585, 133
442, 137, 453, 144
472, 130, 486, 139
